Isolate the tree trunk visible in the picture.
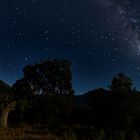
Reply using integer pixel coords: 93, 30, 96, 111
0, 108, 9, 128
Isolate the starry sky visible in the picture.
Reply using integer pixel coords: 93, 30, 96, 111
1, 0, 140, 94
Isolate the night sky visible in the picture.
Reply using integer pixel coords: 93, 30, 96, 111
1, 0, 140, 94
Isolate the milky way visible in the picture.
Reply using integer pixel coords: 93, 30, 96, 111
93, 0, 140, 53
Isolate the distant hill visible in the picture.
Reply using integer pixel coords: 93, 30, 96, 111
74, 93, 90, 106
0, 80, 13, 96
74, 88, 109, 106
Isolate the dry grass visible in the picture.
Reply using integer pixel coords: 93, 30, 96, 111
0, 127, 139, 140
0, 128, 60, 140
0, 126, 80, 140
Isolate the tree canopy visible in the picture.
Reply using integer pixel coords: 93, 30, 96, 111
13, 59, 74, 96
110, 73, 132, 93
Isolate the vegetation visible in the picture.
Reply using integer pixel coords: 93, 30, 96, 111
0, 59, 140, 139
0, 81, 16, 128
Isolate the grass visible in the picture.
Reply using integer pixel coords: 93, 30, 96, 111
0, 128, 59, 140
0, 126, 139, 140
0, 126, 79, 140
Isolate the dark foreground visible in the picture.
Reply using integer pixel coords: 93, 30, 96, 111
0, 126, 139, 140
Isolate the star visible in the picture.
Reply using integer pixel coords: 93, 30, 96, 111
24, 57, 28, 61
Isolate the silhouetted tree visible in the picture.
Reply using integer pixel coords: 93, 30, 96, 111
109, 73, 133, 129
13, 59, 74, 96
12, 59, 74, 126
13, 78, 33, 98
110, 73, 132, 97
